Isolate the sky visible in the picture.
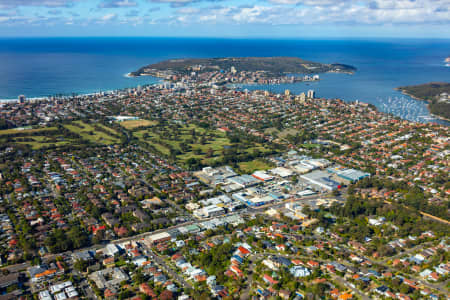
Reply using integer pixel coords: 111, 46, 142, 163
0, 0, 449, 38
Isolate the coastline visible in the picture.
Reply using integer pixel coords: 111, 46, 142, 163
2, 73, 446, 125
1, 76, 164, 104
131, 69, 355, 78
395, 88, 450, 122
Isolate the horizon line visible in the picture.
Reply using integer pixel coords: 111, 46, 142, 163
1, 36, 450, 40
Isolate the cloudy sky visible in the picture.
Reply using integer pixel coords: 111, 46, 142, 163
0, 0, 449, 37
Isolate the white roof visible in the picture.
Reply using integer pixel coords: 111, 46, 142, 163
203, 205, 224, 213
252, 171, 274, 181
67, 290, 79, 298
149, 232, 171, 243
105, 244, 120, 256
39, 291, 52, 300
270, 167, 294, 177
55, 292, 67, 300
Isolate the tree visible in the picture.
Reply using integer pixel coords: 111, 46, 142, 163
67, 225, 90, 249
74, 259, 89, 272
206, 148, 214, 158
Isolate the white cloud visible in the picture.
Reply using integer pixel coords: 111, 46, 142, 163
1, 0, 449, 30
176, 7, 200, 14
169, 0, 450, 26
0, 0, 79, 9
98, 0, 137, 8
100, 13, 117, 21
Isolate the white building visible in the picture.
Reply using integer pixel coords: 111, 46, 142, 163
290, 266, 311, 277
105, 244, 120, 256
193, 205, 225, 218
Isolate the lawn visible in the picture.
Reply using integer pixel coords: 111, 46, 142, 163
264, 127, 280, 135
0, 121, 122, 149
134, 123, 272, 166
301, 143, 321, 149
238, 159, 273, 173
0, 127, 58, 136
278, 128, 298, 138
0, 127, 73, 150
15, 137, 71, 149
64, 120, 120, 145
119, 119, 158, 130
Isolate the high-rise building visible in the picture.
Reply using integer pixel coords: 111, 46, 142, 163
299, 92, 306, 102
18, 95, 26, 103
307, 90, 315, 99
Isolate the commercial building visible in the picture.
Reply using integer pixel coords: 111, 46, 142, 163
147, 232, 171, 244
227, 175, 260, 188
269, 167, 294, 178
336, 168, 370, 183
105, 244, 120, 256
193, 205, 225, 218
0, 273, 20, 289
327, 166, 370, 183
194, 166, 237, 186
252, 171, 274, 182
232, 191, 275, 207
300, 170, 340, 192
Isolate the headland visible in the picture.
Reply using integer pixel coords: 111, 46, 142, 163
396, 82, 450, 120
130, 56, 356, 84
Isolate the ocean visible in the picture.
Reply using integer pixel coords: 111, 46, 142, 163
0, 37, 449, 124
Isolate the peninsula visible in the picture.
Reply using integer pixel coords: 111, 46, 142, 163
130, 56, 356, 84
397, 82, 450, 120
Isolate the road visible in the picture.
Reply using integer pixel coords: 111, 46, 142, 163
330, 274, 371, 300
379, 242, 432, 264
250, 250, 449, 299
41, 191, 334, 263
240, 256, 257, 300
138, 178, 190, 218
0, 262, 30, 273
147, 249, 193, 290
248, 252, 371, 300
383, 200, 450, 225
341, 245, 448, 294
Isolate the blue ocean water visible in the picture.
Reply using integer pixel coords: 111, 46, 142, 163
0, 37, 449, 123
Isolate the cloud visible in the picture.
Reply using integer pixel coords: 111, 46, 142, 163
1, 0, 449, 31
100, 13, 117, 21
0, 0, 79, 9
48, 9, 62, 15
268, 0, 340, 5
148, 0, 222, 8
267, 0, 300, 4
126, 9, 140, 16
148, 0, 195, 8
164, 0, 450, 26
98, 0, 137, 8
176, 7, 200, 14
168, 0, 450, 26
